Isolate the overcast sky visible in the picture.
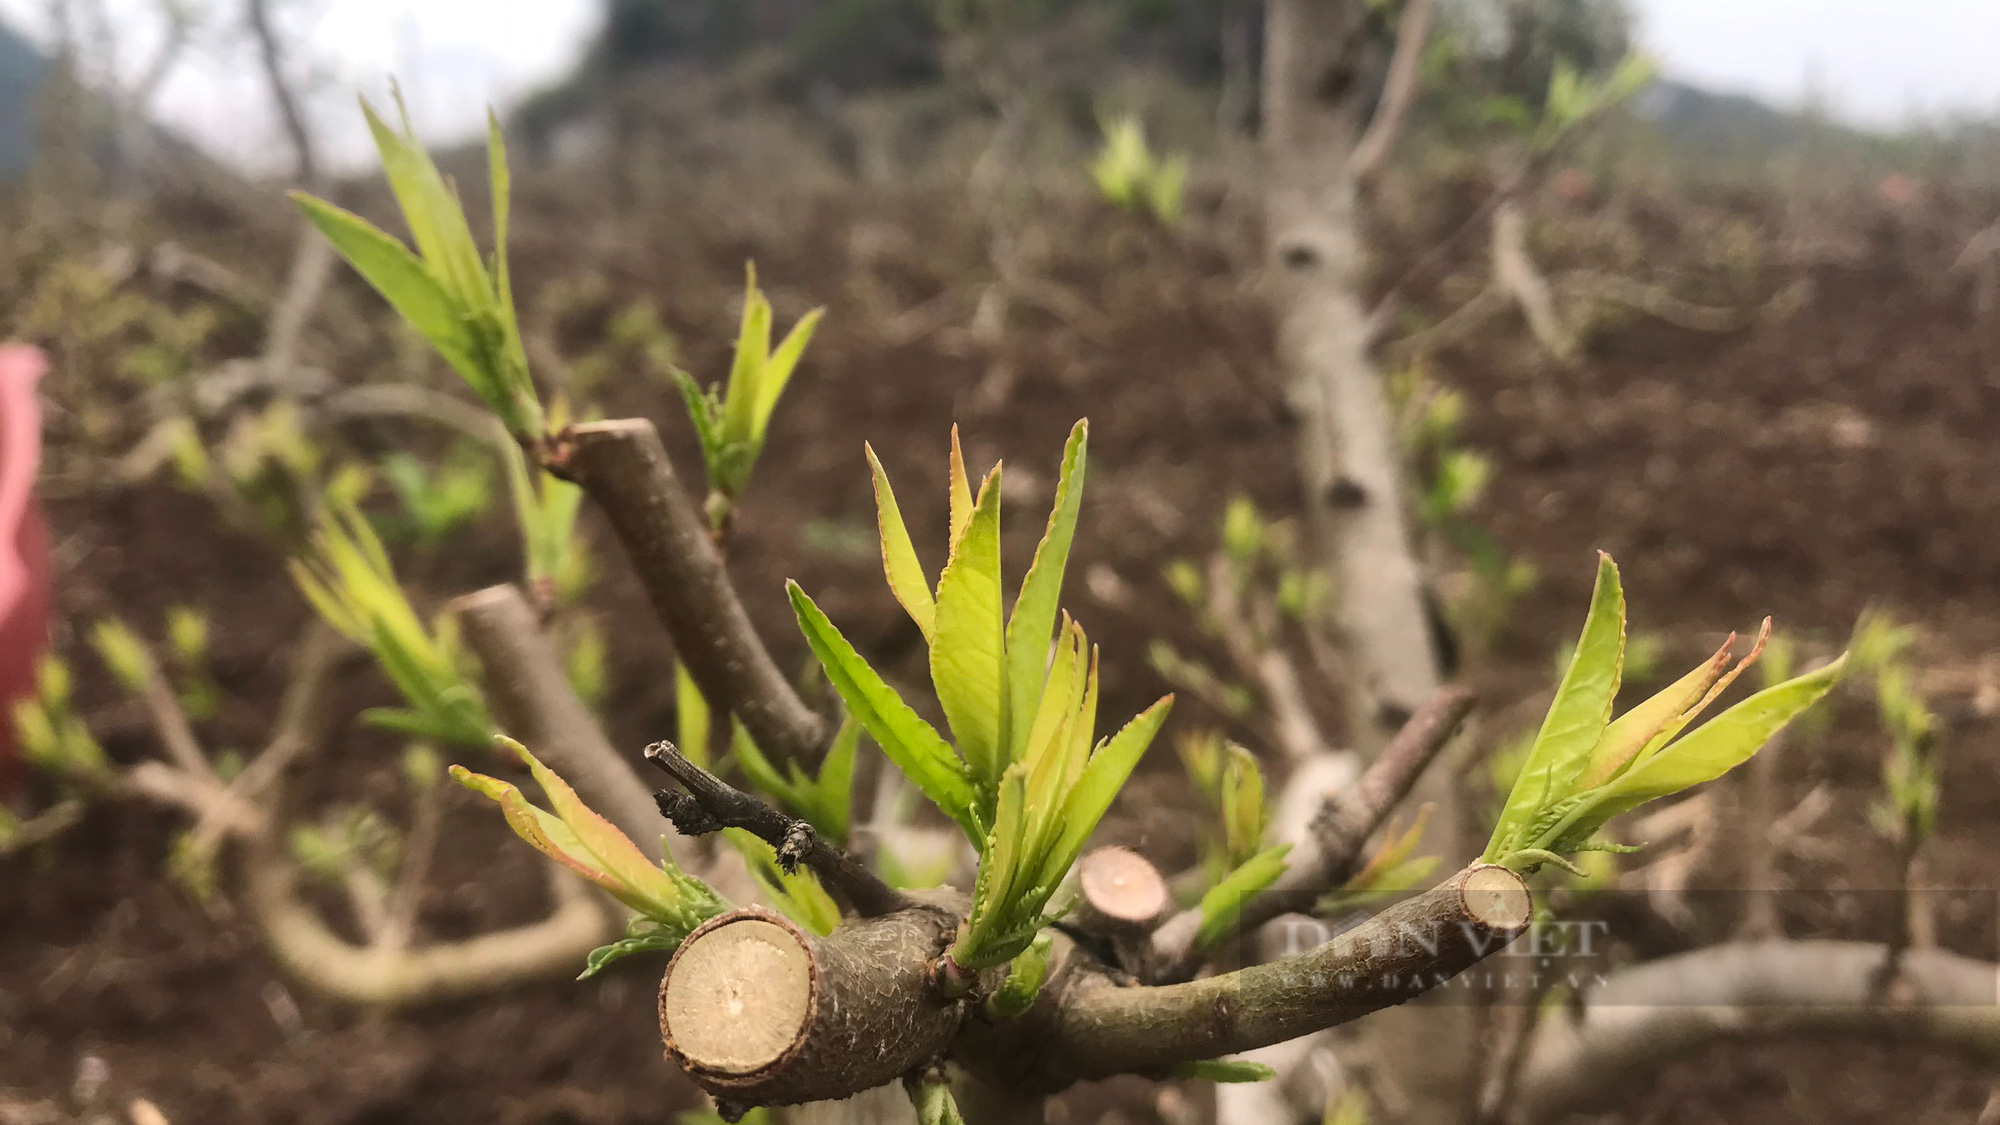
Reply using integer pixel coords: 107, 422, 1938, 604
3, 0, 1997, 172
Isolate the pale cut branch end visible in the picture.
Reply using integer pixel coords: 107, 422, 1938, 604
1461, 864, 1533, 930
662, 914, 816, 1076
1076, 846, 1169, 935
658, 905, 964, 1108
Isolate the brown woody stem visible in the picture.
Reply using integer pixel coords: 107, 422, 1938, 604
451, 584, 664, 848
549, 419, 830, 766
644, 740, 912, 917
660, 906, 964, 1109
1029, 863, 1529, 1088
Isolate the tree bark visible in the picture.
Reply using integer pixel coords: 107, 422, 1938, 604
551, 420, 830, 766
660, 906, 965, 1109
1261, 3, 1460, 1119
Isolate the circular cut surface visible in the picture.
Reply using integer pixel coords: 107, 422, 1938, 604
663, 918, 813, 1074
1079, 846, 1168, 924
1462, 865, 1533, 930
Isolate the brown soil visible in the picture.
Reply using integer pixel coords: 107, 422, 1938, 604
7, 154, 2000, 1125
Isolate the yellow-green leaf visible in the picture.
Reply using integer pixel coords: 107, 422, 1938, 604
676, 662, 712, 771
932, 466, 1008, 792
1485, 552, 1625, 861
1576, 634, 1734, 789
1197, 843, 1291, 950
1570, 653, 1848, 838
866, 444, 935, 641
1005, 419, 1088, 757
753, 307, 823, 442
496, 735, 683, 916
723, 263, 772, 445
289, 194, 477, 380
788, 581, 982, 842
947, 425, 973, 551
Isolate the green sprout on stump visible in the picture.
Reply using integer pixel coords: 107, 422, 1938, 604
1482, 553, 1846, 873
293, 95, 541, 443
789, 421, 1173, 972
673, 264, 824, 531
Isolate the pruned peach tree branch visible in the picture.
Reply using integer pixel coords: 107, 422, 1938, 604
259, 96, 1853, 1124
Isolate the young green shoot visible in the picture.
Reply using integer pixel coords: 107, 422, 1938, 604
1481, 553, 1846, 871
292, 95, 543, 443
288, 473, 495, 749
453, 736, 728, 976
788, 420, 1174, 971
673, 263, 824, 530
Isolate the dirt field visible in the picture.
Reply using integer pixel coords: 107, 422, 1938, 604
6, 146, 2000, 1124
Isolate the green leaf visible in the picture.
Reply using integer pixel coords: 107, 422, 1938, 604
1043, 695, 1173, 888
947, 426, 973, 549
788, 582, 983, 842
289, 195, 477, 379
578, 928, 681, 979
907, 1078, 968, 1125
956, 764, 1031, 968
812, 716, 861, 843
362, 95, 487, 310
726, 828, 842, 935
1575, 635, 1734, 789
671, 369, 724, 478
1484, 552, 1625, 861
931, 466, 1008, 793
1004, 419, 1088, 759
1561, 654, 1848, 845
1172, 1059, 1277, 1083
675, 662, 712, 771
984, 931, 1054, 1019
1197, 843, 1292, 951
727, 720, 794, 807
752, 307, 822, 442
485, 109, 529, 381
866, 444, 936, 641
722, 263, 772, 450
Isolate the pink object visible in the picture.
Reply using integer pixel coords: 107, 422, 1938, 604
0, 344, 50, 794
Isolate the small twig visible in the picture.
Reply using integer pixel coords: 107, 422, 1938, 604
0, 798, 87, 856
183, 625, 348, 861
1146, 685, 1477, 980
129, 638, 216, 780
244, 0, 319, 184
1347, 0, 1435, 184
378, 782, 446, 952
644, 739, 912, 918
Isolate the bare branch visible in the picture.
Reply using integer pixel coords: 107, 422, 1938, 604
1512, 940, 2000, 1123
1033, 864, 1530, 1088
246, 841, 613, 1007
244, 0, 318, 184
450, 584, 665, 849
644, 740, 912, 918
550, 419, 830, 766
0, 799, 87, 857
1146, 686, 1477, 980
1348, 0, 1436, 184
183, 624, 348, 858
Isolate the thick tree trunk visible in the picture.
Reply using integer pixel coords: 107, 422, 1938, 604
1261, 3, 1460, 1120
